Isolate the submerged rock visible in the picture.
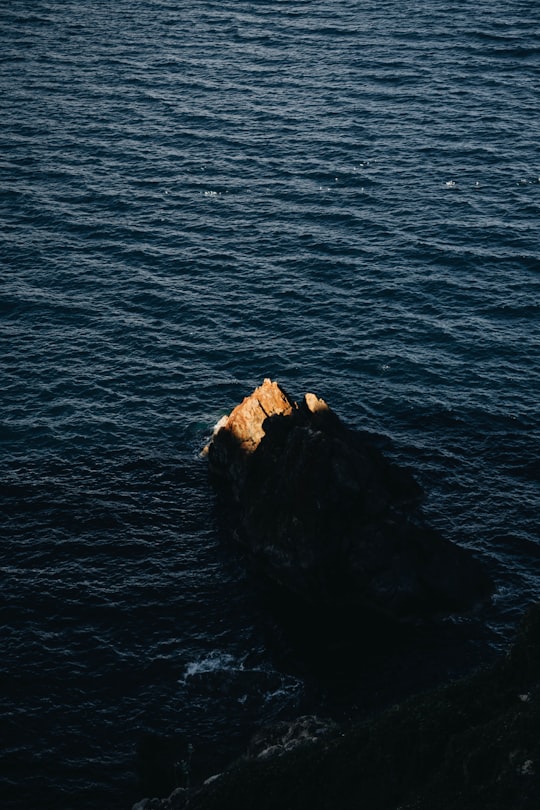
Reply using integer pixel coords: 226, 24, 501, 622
205, 380, 492, 627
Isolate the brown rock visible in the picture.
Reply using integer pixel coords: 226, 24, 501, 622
219, 378, 294, 453
206, 381, 493, 629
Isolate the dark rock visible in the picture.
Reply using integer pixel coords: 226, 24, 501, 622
245, 716, 339, 761
133, 601, 540, 810
205, 379, 492, 626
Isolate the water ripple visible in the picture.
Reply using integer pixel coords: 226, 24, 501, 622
1, 0, 539, 807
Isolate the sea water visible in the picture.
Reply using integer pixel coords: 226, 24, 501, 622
1, 1, 539, 807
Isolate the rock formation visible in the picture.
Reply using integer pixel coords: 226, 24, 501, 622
205, 379, 492, 626
133, 602, 540, 810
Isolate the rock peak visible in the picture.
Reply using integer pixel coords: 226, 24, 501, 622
220, 378, 294, 453
205, 381, 492, 628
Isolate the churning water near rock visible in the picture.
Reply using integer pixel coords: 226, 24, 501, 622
1, 1, 539, 807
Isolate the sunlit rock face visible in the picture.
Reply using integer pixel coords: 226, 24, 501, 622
206, 380, 492, 626
215, 378, 294, 453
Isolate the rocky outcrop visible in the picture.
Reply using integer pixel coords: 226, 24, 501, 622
133, 602, 540, 810
245, 716, 339, 761
205, 380, 492, 626
205, 379, 295, 501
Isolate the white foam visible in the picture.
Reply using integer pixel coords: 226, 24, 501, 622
182, 650, 238, 681
212, 414, 229, 434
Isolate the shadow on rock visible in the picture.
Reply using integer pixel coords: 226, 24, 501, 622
204, 379, 493, 648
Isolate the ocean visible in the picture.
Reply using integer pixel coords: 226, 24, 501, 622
1, 1, 539, 807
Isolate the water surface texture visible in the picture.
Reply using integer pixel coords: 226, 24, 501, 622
1, 1, 539, 807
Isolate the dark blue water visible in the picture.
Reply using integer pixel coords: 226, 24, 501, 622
1, 1, 539, 807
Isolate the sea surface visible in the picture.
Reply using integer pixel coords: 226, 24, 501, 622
1, 1, 539, 807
